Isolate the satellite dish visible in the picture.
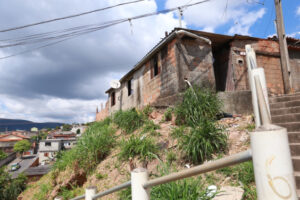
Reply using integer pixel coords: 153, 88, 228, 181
110, 80, 121, 89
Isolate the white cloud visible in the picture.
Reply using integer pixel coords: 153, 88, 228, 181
287, 32, 300, 38
297, 6, 300, 16
228, 8, 266, 35
0, 0, 179, 123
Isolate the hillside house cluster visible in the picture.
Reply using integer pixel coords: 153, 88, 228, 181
96, 28, 300, 121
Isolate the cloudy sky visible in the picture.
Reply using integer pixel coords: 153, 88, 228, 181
0, 0, 299, 123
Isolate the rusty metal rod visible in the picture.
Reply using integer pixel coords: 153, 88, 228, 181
143, 150, 252, 189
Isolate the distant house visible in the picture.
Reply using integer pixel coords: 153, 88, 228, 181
96, 28, 300, 120
31, 127, 38, 132
47, 131, 76, 139
71, 126, 86, 135
0, 133, 30, 153
38, 139, 62, 163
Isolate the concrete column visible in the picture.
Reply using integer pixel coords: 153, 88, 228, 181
131, 168, 150, 200
85, 186, 97, 200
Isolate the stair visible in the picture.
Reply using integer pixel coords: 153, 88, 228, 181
270, 93, 300, 198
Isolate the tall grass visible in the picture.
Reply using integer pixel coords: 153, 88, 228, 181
113, 108, 144, 134
53, 119, 115, 171
175, 86, 222, 127
119, 135, 158, 161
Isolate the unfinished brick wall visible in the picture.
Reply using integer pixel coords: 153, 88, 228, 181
289, 49, 300, 92
228, 39, 284, 95
95, 101, 109, 121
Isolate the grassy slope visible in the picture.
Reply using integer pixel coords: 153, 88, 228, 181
19, 111, 255, 200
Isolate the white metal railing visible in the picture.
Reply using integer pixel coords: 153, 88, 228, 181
65, 45, 297, 200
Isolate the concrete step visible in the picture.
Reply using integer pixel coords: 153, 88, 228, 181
293, 157, 300, 171
270, 100, 300, 109
272, 113, 300, 124
290, 144, 300, 156
289, 132, 300, 143
271, 106, 300, 116
276, 122, 300, 132
295, 172, 300, 189
269, 93, 300, 103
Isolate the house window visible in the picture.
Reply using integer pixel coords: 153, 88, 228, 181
128, 79, 133, 96
111, 92, 116, 106
151, 54, 160, 78
45, 142, 51, 146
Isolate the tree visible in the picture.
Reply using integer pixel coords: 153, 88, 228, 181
62, 124, 72, 131
76, 129, 81, 134
13, 140, 31, 155
0, 150, 7, 160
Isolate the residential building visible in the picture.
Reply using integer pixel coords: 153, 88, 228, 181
0, 133, 30, 153
96, 28, 300, 120
38, 139, 62, 164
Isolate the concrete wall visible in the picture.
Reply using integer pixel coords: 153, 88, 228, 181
38, 152, 56, 163
289, 49, 300, 92
39, 140, 61, 152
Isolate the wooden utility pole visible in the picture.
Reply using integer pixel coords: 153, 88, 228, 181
274, 0, 293, 93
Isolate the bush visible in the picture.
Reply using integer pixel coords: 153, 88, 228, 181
119, 135, 158, 161
0, 168, 27, 200
113, 109, 144, 134
175, 87, 222, 127
171, 126, 187, 138
0, 150, 7, 160
142, 105, 153, 117
163, 107, 173, 121
33, 183, 52, 200
178, 120, 227, 164
53, 119, 116, 171
142, 120, 160, 135
14, 140, 31, 154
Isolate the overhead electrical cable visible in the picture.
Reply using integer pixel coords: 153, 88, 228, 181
0, 0, 145, 33
0, 0, 211, 60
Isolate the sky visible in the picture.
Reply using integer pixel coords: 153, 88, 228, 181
0, 0, 299, 123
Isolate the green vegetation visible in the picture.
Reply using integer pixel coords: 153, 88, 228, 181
142, 105, 153, 117
33, 183, 53, 200
14, 140, 31, 155
53, 119, 115, 171
0, 150, 7, 160
96, 173, 108, 180
0, 167, 27, 200
119, 135, 158, 161
178, 120, 227, 164
166, 151, 177, 164
141, 120, 160, 135
62, 124, 72, 131
113, 108, 144, 134
217, 161, 256, 199
30, 132, 47, 141
175, 87, 222, 127
163, 107, 173, 121
58, 186, 84, 200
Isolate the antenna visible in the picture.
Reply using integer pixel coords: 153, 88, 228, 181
110, 80, 121, 89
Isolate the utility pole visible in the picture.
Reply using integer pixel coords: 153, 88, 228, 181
274, 0, 293, 93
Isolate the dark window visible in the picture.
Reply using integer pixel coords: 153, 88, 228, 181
44, 153, 48, 156
111, 92, 116, 106
151, 55, 160, 78
45, 142, 51, 146
128, 79, 133, 96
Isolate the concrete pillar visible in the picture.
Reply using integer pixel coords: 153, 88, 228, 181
85, 186, 97, 200
131, 168, 150, 200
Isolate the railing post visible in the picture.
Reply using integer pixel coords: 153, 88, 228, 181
54, 197, 63, 200
131, 168, 150, 200
85, 186, 97, 200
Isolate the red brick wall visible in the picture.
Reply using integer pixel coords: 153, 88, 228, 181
95, 101, 109, 121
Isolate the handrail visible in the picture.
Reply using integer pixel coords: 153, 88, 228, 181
92, 181, 131, 200
143, 150, 252, 188
70, 194, 85, 200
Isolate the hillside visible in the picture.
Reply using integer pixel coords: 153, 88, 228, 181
0, 118, 63, 131
18, 89, 256, 200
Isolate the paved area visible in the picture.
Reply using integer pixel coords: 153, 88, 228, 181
7, 155, 38, 178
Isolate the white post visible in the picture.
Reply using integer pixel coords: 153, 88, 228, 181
131, 168, 150, 200
251, 125, 297, 199
85, 186, 97, 200
54, 197, 63, 200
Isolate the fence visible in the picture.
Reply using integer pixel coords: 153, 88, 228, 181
66, 45, 298, 200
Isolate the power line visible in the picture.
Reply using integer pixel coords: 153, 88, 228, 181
0, 0, 145, 33
0, 0, 211, 52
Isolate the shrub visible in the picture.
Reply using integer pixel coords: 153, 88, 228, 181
178, 120, 227, 164
163, 107, 173, 121
33, 183, 52, 200
113, 109, 144, 134
142, 120, 160, 135
14, 140, 31, 155
96, 173, 107, 180
53, 119, 116, 171
142, 105, 153, 117
217, 161, 256, 199
119, 135, 158, 161
171, 126, 187, 138
0, 150, 7, 160
175, 87, 222, 127
166, 151, 177, 164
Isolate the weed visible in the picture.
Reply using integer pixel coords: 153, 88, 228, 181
118, 188, 131, 200
142, 120, 160, 134
175, 87, 222, 127
217, 161, 256, 199
113, 108, 144, 134
166, 151, 177, 164
96, 173, 108, 180
33, 184, 52, 200
58, 186, 84, 200
245, 123, 255, 132
142, 105, 153, 117
119, 135, 158, 161
163, 107, 173, 121
179, 120, 227, 164
171, 126, 187, 138
53, 119, 116, 172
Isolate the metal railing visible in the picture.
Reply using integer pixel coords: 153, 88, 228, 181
64, 45, 298, 200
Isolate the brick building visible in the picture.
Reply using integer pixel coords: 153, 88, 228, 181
96, 28, 300, 121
